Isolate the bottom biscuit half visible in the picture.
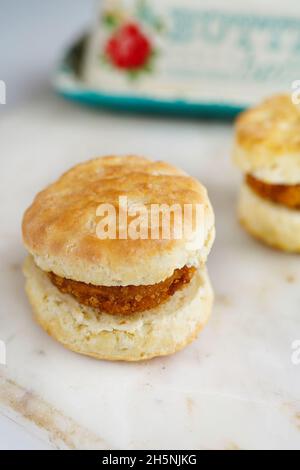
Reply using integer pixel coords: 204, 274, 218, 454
239, 182, 300, 253
23, 256, 213, 362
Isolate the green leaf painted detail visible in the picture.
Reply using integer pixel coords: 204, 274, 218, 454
102, 12, 120, 29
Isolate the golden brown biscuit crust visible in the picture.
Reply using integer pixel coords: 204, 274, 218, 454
233, 95, 300, 184
236, 95, 300, 155
22, 156, 215, 286
48, 265, 195, 315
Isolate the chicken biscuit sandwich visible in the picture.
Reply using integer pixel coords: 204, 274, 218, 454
22, 156, 215, 361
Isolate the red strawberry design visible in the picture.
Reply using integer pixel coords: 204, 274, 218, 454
105, 22, 152, 70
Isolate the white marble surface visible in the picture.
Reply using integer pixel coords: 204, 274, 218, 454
1, 0, 300, 450
0, 91, 300, 449
0, 414, 49, 450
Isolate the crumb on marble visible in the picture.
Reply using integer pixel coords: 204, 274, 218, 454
295, 412, 300, 431
285, 274, 296, 284
225, 441, 240, 450
186, 397, 195, 415
36, 349, 46, 356
10, 262, 20, 272
216, 293, 233, 308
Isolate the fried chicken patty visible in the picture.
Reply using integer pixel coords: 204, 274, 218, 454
246, 174, 300, 209
48, 266, 196, 315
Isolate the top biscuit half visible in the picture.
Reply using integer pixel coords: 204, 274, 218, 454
22, 156, 215, 286
233, 95, 300, 184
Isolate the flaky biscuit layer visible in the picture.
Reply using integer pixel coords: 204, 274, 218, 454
238, 183, 300, 253
23, 256, 213, 362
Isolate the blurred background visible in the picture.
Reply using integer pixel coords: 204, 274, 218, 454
3, 0, 300, 112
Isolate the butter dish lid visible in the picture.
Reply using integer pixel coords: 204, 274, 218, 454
54, 0, 300, 118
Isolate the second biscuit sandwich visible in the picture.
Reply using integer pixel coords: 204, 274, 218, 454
233, 95, 300, 252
